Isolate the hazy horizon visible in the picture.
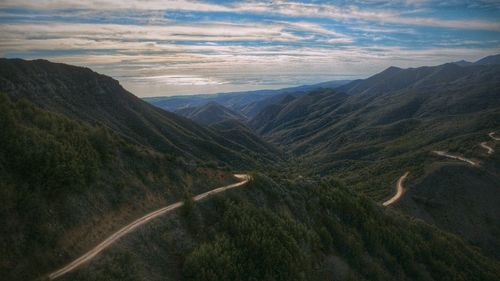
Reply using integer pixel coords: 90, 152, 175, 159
1, 0, 499, 97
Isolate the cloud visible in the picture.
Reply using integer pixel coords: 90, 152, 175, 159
0, 22, 306, 51
238, 1, 500, 30
1, 0, 499, 30
132, 74, 229, 85
1, 0, 499, 96
350, 26, 416, 34
281, 21, 351, 37
0, 0, 231, 12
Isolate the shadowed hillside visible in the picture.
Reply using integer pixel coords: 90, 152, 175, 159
0, 93, 238, 281
2, 57, 500, 281
0, 59, 278, 281
59, 175, 500, 281
248, 56, 500, 257
250, 60, 500, 198
0, 59, 280, 168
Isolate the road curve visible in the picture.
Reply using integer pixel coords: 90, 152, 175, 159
489, 132, 500, 141
48, 174, 251, 280
383, 172, 410, 207
480, 142, 494, 154
432, 150, 478, 166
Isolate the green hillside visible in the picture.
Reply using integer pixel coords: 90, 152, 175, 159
60, 175, 500, 281
250, 62, 500, 199
0, 59, 280, 168
0, 93, 238, 280
1, 57, 500, 281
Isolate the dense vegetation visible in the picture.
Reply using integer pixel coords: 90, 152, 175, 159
243, 62, 500, 257
248, 62, 500, 200
1, 57, 499, 281
0, 94, 234, 281
63, 175, 500, 281
0, 58, 281, 169
146, 56, 500, 263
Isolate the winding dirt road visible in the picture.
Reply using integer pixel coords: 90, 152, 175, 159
480, 142, 494, 154
383, 131, 498, 206
48, 174, 250, 280
489, 132, 500, 141
432, 150, 478, 166
382, 172, 410, 206
383, 172, 410, 206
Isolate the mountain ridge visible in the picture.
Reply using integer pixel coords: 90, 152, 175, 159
0, 58, 280, 167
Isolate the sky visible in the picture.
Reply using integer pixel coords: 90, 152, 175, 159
1, 1, 499, 97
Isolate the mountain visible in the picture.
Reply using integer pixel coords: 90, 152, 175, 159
398, 160, 500, 258
0, 58, 277, 280
0, 92, 242, 281
249, 57, 500, 256
61, 175, 500, 281
250, 57, 500, 195
474, 54, 500, 65
175, 102, 281, 158
0, 58, 279, 167
2, 57, 500, 281
144, 80, 351, 117
452, 59, 473, 66
176, 101, 246, 125
253, 61, 500, 160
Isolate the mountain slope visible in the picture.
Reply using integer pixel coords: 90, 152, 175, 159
2, 57, 500, 281
398, 160, 500, 258
249, 56, 500, 256
174, 101, 282, 159
0, 93, 238, 281
60, 175, 500, 281
0, 58, 279, 167
252, 61, 500, 169
0, 59, 277, 281
145, 80, 350, 117
475, 54, 500, 65
176, 102, 246, 125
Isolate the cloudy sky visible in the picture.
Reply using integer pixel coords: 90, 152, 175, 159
1, 1, 499, 97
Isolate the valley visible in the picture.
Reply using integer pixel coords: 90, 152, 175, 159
2, 1, 500, 280
1, 56, 499, 281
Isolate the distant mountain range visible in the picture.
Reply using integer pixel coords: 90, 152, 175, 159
144, 79, 351, 117
451, 54, 500, 66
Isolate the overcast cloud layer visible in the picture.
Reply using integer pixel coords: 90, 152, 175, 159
1, 0, 499, 97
